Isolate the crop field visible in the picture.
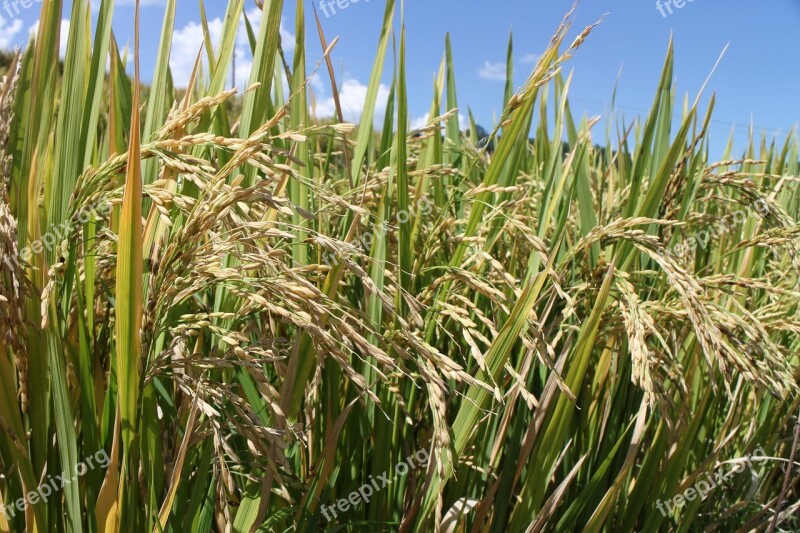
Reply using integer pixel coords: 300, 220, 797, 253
0, 1, 799, 531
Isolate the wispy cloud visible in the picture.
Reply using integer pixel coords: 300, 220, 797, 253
0, 15, 22, 49
478, 60, 506, 81
27, 19, 70, 58
313, 78, 391, 126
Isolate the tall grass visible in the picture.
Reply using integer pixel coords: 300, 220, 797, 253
0, 1, 799, 531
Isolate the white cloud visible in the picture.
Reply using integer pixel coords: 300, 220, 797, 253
478, 60, 506, 81
169, 9, 295, 90
0, 15, 22, 49
170, 18, 223, 87
308, 72, 324, 94
410, 114, 429, 131
168, 10, 387, 130
280, 21, 295, 54
313, 78, 390, 126
231, 48, 254, 90
28, 20, 70, 59
241, 7, 294, 53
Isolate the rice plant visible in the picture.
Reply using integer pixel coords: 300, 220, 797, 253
0, 1, 799, 531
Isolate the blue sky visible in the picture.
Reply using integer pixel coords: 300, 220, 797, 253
1, 0, 798, 157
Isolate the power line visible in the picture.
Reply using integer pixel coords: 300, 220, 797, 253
566, 95, 796, 139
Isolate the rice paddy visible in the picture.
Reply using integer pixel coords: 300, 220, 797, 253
0, 1, 799, 531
